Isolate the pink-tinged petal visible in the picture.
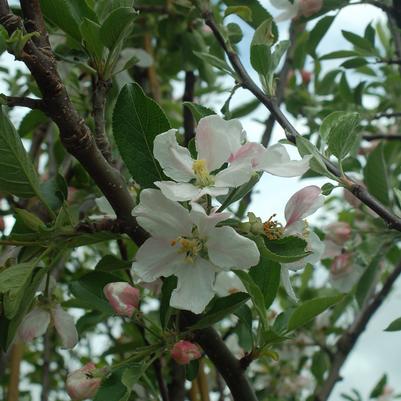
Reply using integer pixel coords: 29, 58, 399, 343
285, 186, 324, 227
325, 222, 352, 245
214, 162, 254, 188
207, 226, 260, 270
153, 129, 195, 182
195, 115, 244, 171
299, 0, 322, 17
329, 253, 362, 292
190, 206, 231, 238
66, 363, 103, 401
133, 189, 192, 238
52, 305, 78, 349
155, 181, 202, 202
132, 238, 183, 282
323, 239, 343, 259
256, 143, 311, 177
170, 258, 217, 314
227, 142, 264, 166
170, 340, 201, 365
18, 307, 50, 342
280, 267, 298, 301
103, 282, 140, 318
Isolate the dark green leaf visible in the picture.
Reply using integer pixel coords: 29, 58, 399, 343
342, 30, 374, 53
160, 276, 177, 328
307, 15, 335, 56
113, 83, 170, 188
183, 102, 215, 123
370, 374, 387, 398
384, 317, 401, 332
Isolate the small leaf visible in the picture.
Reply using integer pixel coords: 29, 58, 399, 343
224, 6, 252, 22
100, 7, 137, 50
320, 50, 360, 60
112, 83, 170, 188
341, 57, 368, 69
384, 317, 401, 332
183, 102, 215, 123
286, 295, 343, 332
194, 51, 235, 76
307, 15, 335, 56
80, 18, 104, 64
370, 374, 387, 398
342, 30, 374, 53
190, 292, 250, 330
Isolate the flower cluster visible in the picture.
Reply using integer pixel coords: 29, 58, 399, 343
131, 115, 322, 313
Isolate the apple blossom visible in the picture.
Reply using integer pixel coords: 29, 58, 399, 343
103, 282, 140, 317
131, 189, 260, 314
18, 305, 78, 349
323, 221, 352, 258
66, 363, 107, 401
329, 253, 362, 292
269, 0, 322, 21
153, 115, 310, 202
170, 340, 202, 365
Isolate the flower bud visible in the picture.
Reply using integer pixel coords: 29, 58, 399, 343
170, 340, 201, 365
301, 70, 312, 85
329, 253, 361, 292
331, 253, 352, 277
103, 282, 140, 318
66, 363, 105, 401
326, 222, 351, 245
299, 0, 323, 17
18, 307, 50, 342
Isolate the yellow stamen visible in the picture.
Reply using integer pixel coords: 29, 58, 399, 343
263, 214, 284, 240
171, 236, 203, 263
192, 159, 215, 187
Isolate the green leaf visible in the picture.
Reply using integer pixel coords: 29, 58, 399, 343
194, 51, 235, 76
341, 57, 368, 69
0, 108, 46, 201
190, 292, 251, 330
234, 270, 268, 330
327, 112, 360, 160
342, 30, 374, 53
94, 369, 129, 401
18, 109, 48, 138
355, 252, 382, 308
183, 102, 215, 123
100, 7, 137, 50
384, 317, 401, 332
113, 83, 170, 188
223, 0, 272, 29
259, 235, 310, 264
224, 6, 252, 22
69, 271, 119, 314
95, 255, 131, 272
307, 15, 335, 56
80, 18, 104, 64
320, 50, 360, 60
287, 295, 343, 332
271, 40, 290, 71
250, 244, 281, 309
370, 374, 387, 398
159, 276, 177, 329
40, 0, 97, 42
363, 143, 390, 206
311, 351, 330, 384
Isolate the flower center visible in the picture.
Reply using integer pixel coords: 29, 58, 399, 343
192, 159, 215, 187
171, 237, 203, 263
263, 214, 284, 240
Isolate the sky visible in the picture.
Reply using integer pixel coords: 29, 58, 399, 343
0, 1, 400, 400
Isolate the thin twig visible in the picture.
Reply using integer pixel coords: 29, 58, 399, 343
4, 95, 43, 109
40, 330, 52, 401
363, 134, 401, 140
314, 260, 401, 401
203, 11, 401, 232
183, 70, 197, 145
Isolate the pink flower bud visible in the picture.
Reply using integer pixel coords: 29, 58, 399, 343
66, 363, 104, 401
299, 0, 323, 17
330, 253, 352, 277
325, 222, 351, 245
301, 70, 312, 85
103, 282, 140, 318
285, 186, 324, 227
170, 340, 201, 365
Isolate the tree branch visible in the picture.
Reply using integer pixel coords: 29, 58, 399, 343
204, 11, 401, 232
314, 260, 401, 401
183, 70, 196, 145
3, 95, 43, 109
363, 134, 401, 141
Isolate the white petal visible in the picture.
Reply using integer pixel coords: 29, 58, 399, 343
155, 181, 202, 202
95, 197, 116, 218
133, 189, 192, 238
18, 308, 50, 342
52, 305, 78, 349
323, 240, 343, 259
132, 238, 183, 282
190, 207, 231, 238
214, 163, 254, 188
199, 186, 230, 199
170, 258, 217, 314
214, 272, 246, 297
285, 186, 324, 227
280, 267, 298, 301
257, 144, 311, 177
195, 115, 244, 171
207, 226, 260, 269
153, 129, 195, 182
275, 6, 299, 21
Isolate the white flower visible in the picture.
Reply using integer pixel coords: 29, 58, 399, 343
154, 115, 310, 202
270, 0, 300, 21
280, 186, 325, 300
214, 271, 246, 297
131, 189, 260, 314
18, 305, 78, 349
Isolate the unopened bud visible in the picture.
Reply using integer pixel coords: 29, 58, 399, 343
326, 222, 351, 245
103, 282, 140, 318
171, 340, 201, 365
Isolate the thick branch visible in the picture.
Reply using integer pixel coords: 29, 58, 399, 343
183, 70, 196, 145
204, 12, 401, 232
314, 260, 401, 401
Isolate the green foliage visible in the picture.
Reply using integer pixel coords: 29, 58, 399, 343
113, 83, 170, 188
